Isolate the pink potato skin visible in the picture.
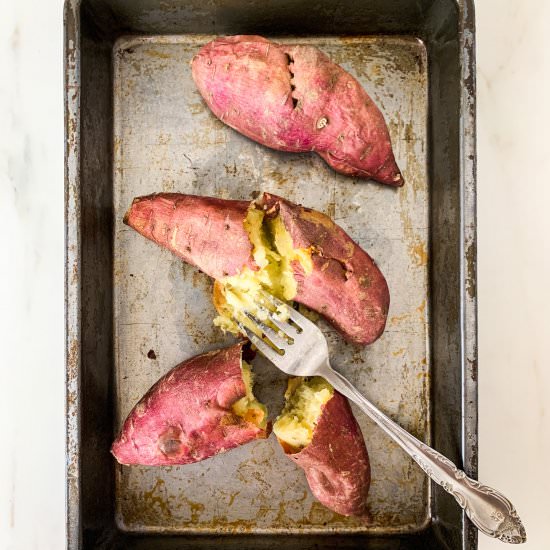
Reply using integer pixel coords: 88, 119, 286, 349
191, 35, 403, 186
111, 343, 268, 466
262, 193, 390, 346
281, 391, 371, 518
124, 193, 256, 280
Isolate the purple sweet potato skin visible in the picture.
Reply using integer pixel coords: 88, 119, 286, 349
282, 391, 371, 518
111, 343, 267, 466
191, 35, 403, 186
263, 193, 390, 346
124, 193, 256, 280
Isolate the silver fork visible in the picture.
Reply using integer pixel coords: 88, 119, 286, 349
235, 292, 526, 544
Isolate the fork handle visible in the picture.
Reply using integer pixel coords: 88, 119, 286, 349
323, 367, 526, 544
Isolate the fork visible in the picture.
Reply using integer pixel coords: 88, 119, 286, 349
235, 291, 526, 544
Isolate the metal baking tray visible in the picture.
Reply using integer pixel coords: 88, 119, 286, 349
65, 1, 477, 548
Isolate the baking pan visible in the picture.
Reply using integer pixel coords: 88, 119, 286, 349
65, 1, 477, 548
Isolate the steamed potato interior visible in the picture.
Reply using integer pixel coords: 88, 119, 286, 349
231, 360, 268, 429
213, 206, 312, 333
273, 377, 334, 451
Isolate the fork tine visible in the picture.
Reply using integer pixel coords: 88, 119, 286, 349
262, 310, 298, 341
241, 310, 288, 348
259, 290, 309, 329
236, 322, 283, 365
244, 300, 298, 340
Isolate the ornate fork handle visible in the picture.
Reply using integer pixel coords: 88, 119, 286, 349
325, 367, 526, 544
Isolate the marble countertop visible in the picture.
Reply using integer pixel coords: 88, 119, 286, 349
1, 0, 548, 548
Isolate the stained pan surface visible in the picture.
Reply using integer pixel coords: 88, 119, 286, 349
113, 33, 429, 535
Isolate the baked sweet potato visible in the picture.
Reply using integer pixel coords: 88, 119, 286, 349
191, 35, 403, 187
111, 343, 268, 466
125, 192, 389, 345
273, 377, 371, 517
123, 193, 254, 280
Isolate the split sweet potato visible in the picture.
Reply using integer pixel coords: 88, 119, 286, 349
125, 192, 389, 345
191, 35, 403, 186
111, 343, 268, 466
273, 377, 371, 518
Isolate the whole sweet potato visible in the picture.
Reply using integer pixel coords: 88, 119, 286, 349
125, 192, 389, 345
111, 343, 268, 466
273, 377, 371, 518
191, 35, 403, 186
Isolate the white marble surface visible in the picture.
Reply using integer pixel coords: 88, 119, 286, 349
0, 0, 548, 548
477, 1, 550, 548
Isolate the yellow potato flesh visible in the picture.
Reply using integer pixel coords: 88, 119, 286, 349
213, 206, 312, 334
273, 377, 334, 450
231, 360, 267, 429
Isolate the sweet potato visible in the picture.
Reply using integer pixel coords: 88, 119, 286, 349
273, 377, 370, 517
260, 192, 390, 345
125, 192, 389, 345
111, 343, 268, 466
123, 193, 254, 280
191, 35, 403, 186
